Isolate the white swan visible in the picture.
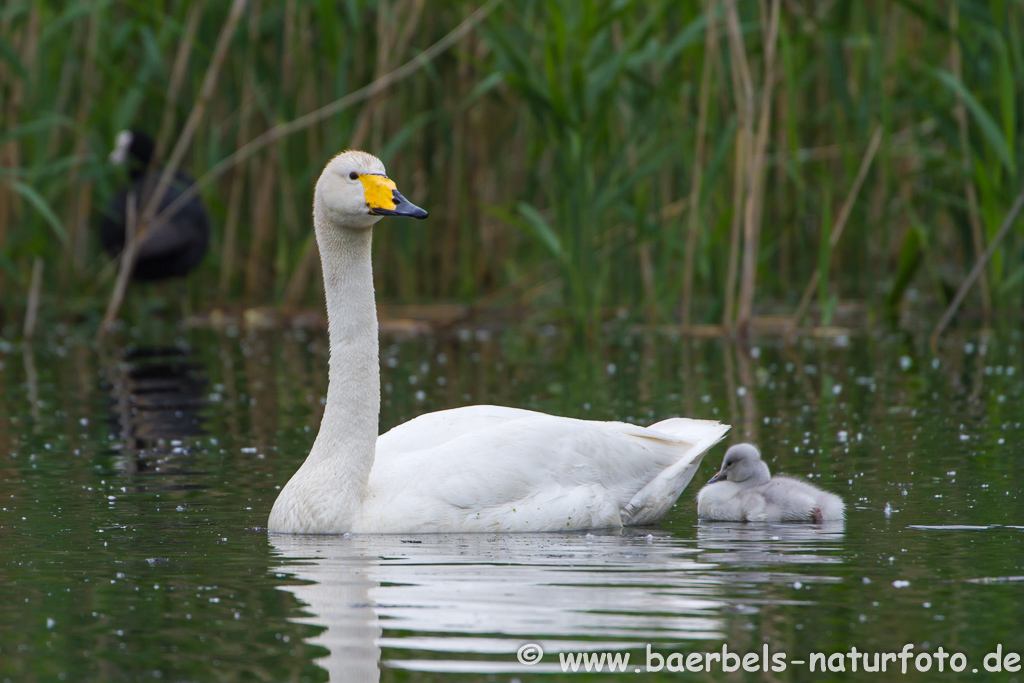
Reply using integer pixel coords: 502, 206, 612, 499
268, 150, 730, 533
696, 444, 845, 522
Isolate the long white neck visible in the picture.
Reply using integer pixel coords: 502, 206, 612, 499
268, 204, 379, 532
317, 209, 380, 471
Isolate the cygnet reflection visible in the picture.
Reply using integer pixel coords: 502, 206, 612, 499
696, 520, 846, 596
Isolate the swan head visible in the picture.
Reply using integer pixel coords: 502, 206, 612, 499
706, 443, 770, 485
315, 150, 427, 230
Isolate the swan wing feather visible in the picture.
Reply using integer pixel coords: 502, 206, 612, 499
360, 407, 728, 532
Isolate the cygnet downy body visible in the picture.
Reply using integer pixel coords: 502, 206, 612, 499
697, 444, 845, 522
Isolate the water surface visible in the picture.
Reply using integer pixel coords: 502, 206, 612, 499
1, 326, 1022, 681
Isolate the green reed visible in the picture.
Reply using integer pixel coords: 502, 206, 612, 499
0, 0, 1022, 334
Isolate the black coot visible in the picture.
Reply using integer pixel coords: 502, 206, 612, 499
99, 130, 210, 280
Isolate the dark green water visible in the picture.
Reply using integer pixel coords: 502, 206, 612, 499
1, 325, 1022, 682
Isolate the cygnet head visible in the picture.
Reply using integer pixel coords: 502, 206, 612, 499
707, 443, 770, 485
315, 150, 427, 230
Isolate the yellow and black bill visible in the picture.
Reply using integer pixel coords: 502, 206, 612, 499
360, 174, 428, 219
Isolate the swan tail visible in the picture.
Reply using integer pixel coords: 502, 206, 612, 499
622, 419, 730, 525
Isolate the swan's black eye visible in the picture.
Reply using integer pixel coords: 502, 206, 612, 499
349, 172, 359, 180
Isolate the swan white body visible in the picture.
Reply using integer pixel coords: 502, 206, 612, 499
696, 444, 845, 522
268, 151, 730, 533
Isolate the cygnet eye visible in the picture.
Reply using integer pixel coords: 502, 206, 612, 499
349, 171, 359, 181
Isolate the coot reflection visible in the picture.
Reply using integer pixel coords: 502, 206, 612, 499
103, 345, 207, 484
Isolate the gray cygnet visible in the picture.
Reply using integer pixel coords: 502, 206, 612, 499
697, 444, 845, 522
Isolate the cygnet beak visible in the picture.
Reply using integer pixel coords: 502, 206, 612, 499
361, 174, 428, 219
706, 469, 727, 484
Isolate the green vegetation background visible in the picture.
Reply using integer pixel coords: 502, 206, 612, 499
1, 0, 1022, 331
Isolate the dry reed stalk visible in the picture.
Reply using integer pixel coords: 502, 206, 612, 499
99, 193, 138, 335
240, 1, 269, 298
949, 0, 991, 319
384, 0, 428, 297
100, 0, 247, 334
866, 165, 886, 292
609, 19, 655, 322
790, 125, 883, 329
45, 21, 82, 159
277, 20, 303, 272
362, 0, 393, 151
472, 36, 501, 293
154, 4, 203, 164
280, 22, 322, 309
0, 7, 39, 254
349, 0, 426, 149
660, 168, 673, 223
23, 257, 44, 340
282, 0, 297, 97
275, 0, 479, 308
151, 0, 502, 232
0, 10, 16, 249
282, 0, 428, 308
680, 0, 719, 328
279, 158, 301, 240
282, 237, 320, 308
391, 0, 428, 152
141, 0, 246, 229
721, 0, 754, 329
722, 128, 748, 328
931, 185, 1024, 350
218, 115, 251, 300
218, 10, 260, 301
441, 24, 472, 297
735, 0, 780, 336
298, 5, 318, 171
20, 5, 39, 103
724, 0, 754, 124
68, 10, 99, 274
774, 88, 790, 291
71, 184, 94, 275
395, 0, 428, 69
244, 153, 278, 299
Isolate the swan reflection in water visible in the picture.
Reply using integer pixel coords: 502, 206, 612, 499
270, 531, 722, 679
269, 525, 843, 681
